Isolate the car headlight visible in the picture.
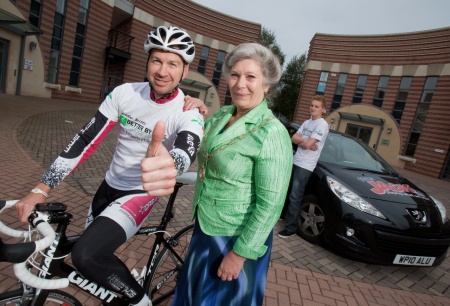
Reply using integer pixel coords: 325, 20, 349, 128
430, 196, 447, 222
326, 177, 386, 219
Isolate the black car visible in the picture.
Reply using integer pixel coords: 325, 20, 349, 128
287, 127, 450, 266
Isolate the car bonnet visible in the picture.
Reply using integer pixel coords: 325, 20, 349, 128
323, 165, 434, 207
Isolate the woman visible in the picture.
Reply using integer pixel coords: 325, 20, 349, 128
171, 43, 293, 305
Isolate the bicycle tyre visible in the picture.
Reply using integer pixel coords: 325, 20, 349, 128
146, 224, 194, 306
0, 289, 82, 306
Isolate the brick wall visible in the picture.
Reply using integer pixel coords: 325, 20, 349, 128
123, 18, 148, 84
137, 0, 261, 46
308, 28, 450, 65
52, 1, 112, 102
13, 0, 260, 104
404, 75, 450, 177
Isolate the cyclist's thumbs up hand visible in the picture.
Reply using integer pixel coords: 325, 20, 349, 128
141, 121, 177, 196
146, 120, 166, 158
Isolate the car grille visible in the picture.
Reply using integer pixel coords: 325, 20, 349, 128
373, 226, 450, 257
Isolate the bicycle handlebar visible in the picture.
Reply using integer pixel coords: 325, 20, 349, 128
176, 171, 197, 185
0, 200, 32, 239
0, 200, 70, 289
0, 174, 197, 291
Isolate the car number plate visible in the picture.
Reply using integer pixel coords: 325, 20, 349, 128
393, 254, 435, 266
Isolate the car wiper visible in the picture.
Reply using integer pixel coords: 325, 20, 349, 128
343, 167, 387, 175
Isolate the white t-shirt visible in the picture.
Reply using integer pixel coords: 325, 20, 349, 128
292, 118, 329, 171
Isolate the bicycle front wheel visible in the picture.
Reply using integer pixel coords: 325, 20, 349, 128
146, 224, 193, 306
0, 289, 82, 306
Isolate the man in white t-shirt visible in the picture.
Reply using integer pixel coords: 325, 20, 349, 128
16, 26, 206, 306
278, 95, 329, 238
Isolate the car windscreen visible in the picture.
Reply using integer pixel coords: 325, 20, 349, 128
319, 133, 396, 174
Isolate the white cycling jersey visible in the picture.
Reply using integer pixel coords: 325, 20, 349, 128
42, 82, 204, 191
37, 63, 203, 305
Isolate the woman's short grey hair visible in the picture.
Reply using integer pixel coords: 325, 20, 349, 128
222, 43, 282, 101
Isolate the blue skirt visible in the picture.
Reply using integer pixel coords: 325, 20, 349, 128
172, 221, 273, 306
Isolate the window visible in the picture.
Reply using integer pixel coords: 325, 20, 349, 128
224, 88, 232, 105
404, 77, 438, 156
197, 46, 209, 74
352, 75, 368, 103
69, 0, 90, 86
316, 71, 329, 95
212, 51, 225, 89
345, 124, 373, 146
442, 146, 450, 180
373, 76, 389, 107
47, 0, 67, 83
331, 73, 347, 111
392, 77, 413, 123
29, 0, 42, 27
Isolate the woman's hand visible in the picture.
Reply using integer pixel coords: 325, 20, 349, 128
183, 95, 208, 115
217, 250, 246, 281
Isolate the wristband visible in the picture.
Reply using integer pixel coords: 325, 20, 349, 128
31, 188, 49, 198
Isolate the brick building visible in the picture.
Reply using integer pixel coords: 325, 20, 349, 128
0, 0, 260, 116
294, 27, 450, 180
3, 1, 449, 180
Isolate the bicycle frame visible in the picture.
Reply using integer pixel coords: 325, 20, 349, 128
24, 181, 190, 306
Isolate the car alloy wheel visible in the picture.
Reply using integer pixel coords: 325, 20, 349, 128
297, 195, 325, 244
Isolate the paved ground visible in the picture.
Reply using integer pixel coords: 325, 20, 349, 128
1, 94, 450, 305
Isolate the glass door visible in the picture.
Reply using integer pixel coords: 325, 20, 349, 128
101, 58, 125, 101
345, 123, 372, 145
0, 39, 8, 93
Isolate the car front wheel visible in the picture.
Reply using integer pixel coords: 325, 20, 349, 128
297, 195, 325, 244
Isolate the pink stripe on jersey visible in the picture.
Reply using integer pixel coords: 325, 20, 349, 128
120, 195, 159, 226
72, 120, 117, 172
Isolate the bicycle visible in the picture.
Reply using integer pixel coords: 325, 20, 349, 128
0, 171, 197, 306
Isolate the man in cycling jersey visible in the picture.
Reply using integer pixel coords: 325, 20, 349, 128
16, 25, 205, 306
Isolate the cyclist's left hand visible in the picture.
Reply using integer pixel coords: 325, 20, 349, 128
217, 250, 246, 281
183, 95, 208, 115
141, 121, 177, 196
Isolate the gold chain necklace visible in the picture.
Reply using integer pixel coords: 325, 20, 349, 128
199, 115, 274, 181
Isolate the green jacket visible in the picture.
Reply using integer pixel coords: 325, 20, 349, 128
192, 100, 293, 260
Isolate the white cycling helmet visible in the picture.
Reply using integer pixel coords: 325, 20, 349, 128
144, 26, 195, 64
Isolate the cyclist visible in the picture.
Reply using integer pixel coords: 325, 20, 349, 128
16, 25, 205, 306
